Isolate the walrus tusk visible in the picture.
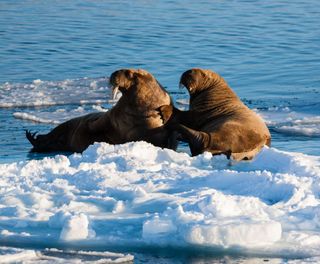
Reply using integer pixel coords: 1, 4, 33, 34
105, 77, 119, 100
112, 86, 119, 100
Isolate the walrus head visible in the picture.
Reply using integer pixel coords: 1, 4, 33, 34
109, 68, 171, 109
179, 68, 227, 95
179, 68, 240, 112
109, 69, 153, 100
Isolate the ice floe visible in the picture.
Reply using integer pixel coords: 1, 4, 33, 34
0, 77, 111, 108
257, 107, 320, 137
0, 141, 319, 260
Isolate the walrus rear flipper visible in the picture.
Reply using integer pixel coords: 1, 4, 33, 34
26, 130, 53, 152
26, 130, 67, 153
26, 130, 38, 146
176, 124, 210, 156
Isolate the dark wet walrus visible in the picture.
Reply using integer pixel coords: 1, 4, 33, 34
160, 68, 271, 161
26, 69, 177, 153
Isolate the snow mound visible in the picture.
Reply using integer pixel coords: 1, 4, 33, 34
0, 142, 320, 259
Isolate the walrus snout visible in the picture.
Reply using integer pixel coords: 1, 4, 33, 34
109, 68, 156, 100
109, 70, 128, 100
109, 69, 137, 98
179, 69, 201, 93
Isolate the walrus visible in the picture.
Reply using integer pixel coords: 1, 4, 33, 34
160, 68, 271, 160
26, 69, 177, 153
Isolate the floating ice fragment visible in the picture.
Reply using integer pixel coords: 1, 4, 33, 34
185, 220, 282, 247
60, 213, 95, 241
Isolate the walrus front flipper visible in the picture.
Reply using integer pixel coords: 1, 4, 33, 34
175, 124, 211, 156
158, 105, 199, 129
167, 130, 179, 150
158, 104, 177, 127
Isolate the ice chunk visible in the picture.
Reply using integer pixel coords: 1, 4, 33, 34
60, 213, 95, 241
186, 221, 282, 247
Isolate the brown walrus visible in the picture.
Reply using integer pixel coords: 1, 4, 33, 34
26, 69, 177, 153
160, 68, 271, 160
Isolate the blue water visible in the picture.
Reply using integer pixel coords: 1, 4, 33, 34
1, 0, 320, 262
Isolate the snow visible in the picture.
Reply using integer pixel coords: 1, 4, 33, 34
0, 141, 320, 261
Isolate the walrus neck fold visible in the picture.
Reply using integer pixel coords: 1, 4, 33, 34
190, 81, 240, 116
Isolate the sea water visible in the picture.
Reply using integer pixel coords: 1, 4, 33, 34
0, 0, 320, 263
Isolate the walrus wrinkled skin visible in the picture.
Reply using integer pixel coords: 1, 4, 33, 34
26, 69, 177, 153
160, 68, 271, 161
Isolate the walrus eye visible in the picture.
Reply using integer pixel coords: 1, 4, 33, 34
112, 86, 119, 100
